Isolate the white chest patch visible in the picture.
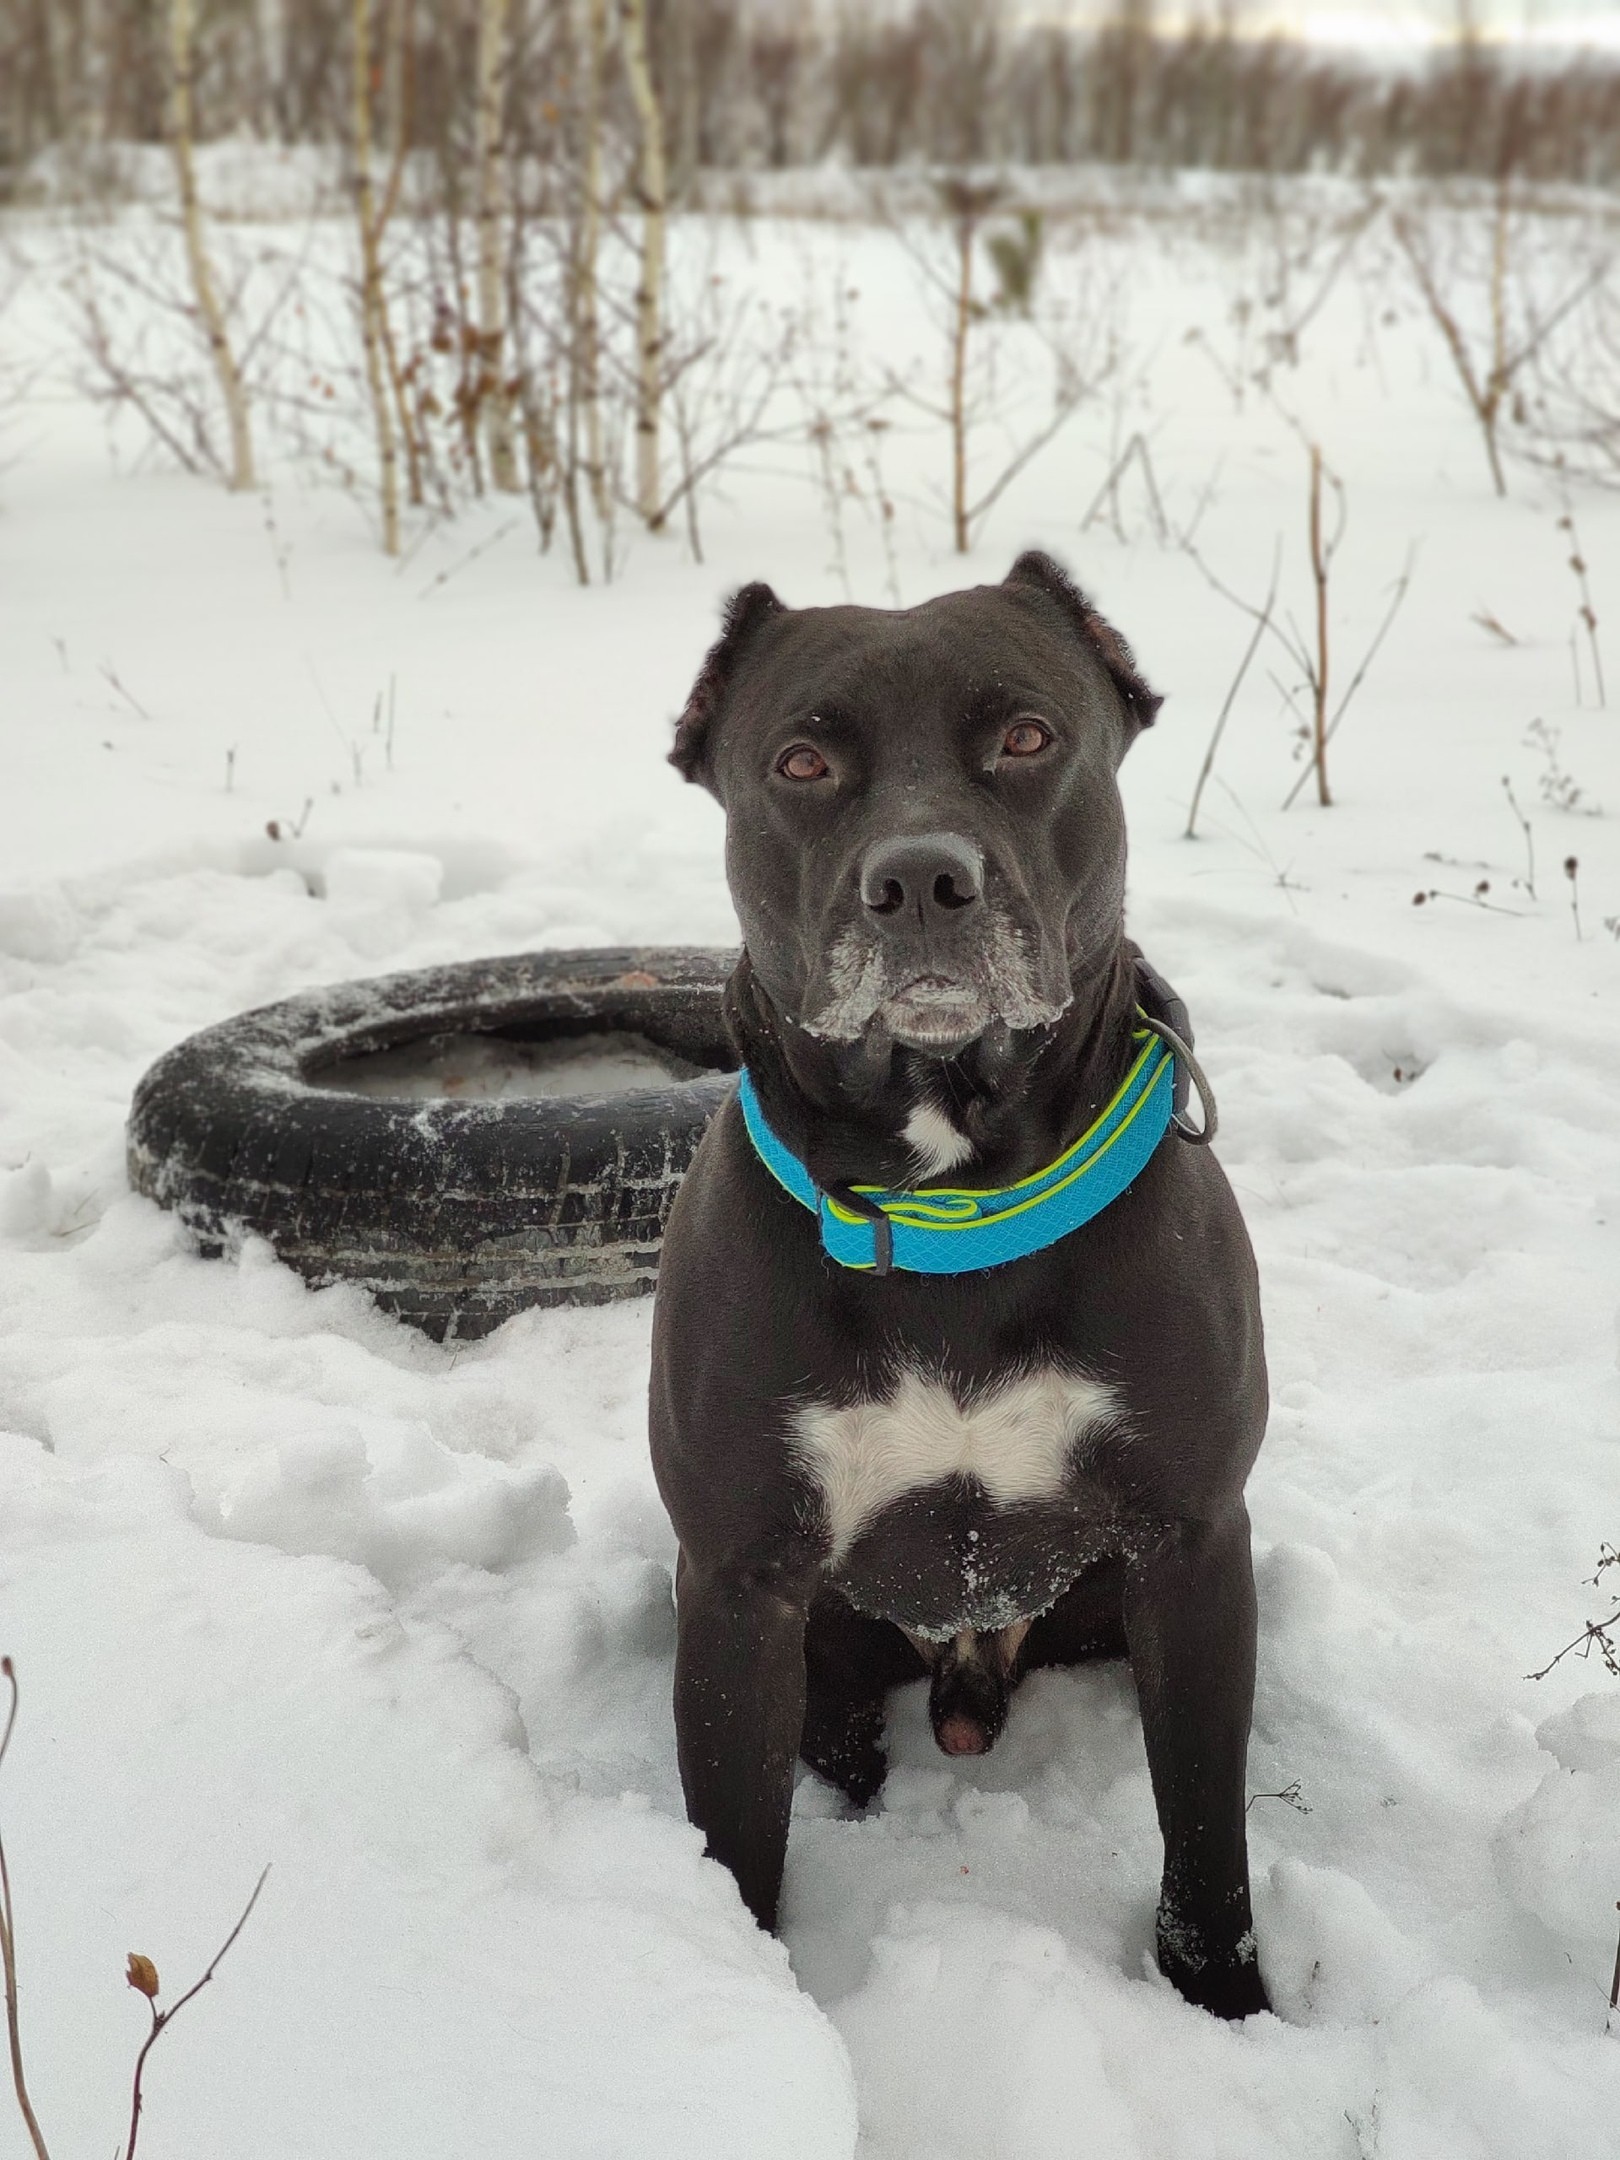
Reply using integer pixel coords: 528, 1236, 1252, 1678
789, 1368, 1119, 1564
902, 1100, 976, 1178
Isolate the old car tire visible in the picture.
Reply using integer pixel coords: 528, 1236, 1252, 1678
126, 947, 740, 1340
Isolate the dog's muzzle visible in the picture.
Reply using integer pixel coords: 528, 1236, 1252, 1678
858, 831, 992, 1049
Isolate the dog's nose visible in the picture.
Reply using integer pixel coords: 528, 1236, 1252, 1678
860, 832, 983, 920
935, 1710, 991, 1756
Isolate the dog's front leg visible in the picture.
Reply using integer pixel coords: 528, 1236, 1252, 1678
1124, 1506, 1271, 2020
673, 1546, 815, 1932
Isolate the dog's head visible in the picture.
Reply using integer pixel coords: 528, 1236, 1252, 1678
672, 552, 1160, 1059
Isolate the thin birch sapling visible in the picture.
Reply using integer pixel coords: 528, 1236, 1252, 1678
167, 0, 255, 490
620, 0, 668, 530
352, 0, 403, 555
475, 0, 520, 494
577, 0, 611, 530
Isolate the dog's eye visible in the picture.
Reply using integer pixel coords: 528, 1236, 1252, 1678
1000, 720, 1052, 758
777, 745, 829, 781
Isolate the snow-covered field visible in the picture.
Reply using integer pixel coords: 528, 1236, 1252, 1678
2, 186, 1619, 2157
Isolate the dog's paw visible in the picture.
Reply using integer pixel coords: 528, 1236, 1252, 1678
800, 1699, 889, 1809
1156, 1915, 1272, 2021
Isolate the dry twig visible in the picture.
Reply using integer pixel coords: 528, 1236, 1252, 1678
122, 1868, 269, 2160
1527, 1544, 1620, 1681
0, 1659, 50, 2160
1186, 542, 1280, 839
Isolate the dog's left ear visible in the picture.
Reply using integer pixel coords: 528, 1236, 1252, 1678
1003, 551, 1163, 732
670, 581, 787, 786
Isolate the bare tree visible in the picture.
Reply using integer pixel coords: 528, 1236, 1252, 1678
944, 179, 996, 553
1182, 442, 1414, 811
167, 0, 254, 489
1393, 178, 1608, 497
890, 182, 1115, 555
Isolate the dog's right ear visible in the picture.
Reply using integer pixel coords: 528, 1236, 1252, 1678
669, 582, 787, 786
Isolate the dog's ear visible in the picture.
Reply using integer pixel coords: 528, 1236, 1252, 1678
1003, 551, 1163, 731
670, 581, 787, 785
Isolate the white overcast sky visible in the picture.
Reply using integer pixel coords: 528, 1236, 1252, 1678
1015, 0, 1620, 47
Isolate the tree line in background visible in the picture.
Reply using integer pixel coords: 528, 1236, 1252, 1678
4, 0, 1617, 637
4, 0, 1620, 196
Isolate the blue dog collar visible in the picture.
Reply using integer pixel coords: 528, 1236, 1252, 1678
737, 1019, 1179, 1277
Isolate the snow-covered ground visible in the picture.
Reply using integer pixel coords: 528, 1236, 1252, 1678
2, 188, 1619, 2158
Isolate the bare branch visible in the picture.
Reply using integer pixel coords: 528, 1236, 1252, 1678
124, 1868, 270, 2160
0, 1660, 52, 2160
1186, 543, 1281, 839
1282, 544, 1416, 810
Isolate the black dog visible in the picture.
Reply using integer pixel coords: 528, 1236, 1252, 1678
650, 552, 1270, 2019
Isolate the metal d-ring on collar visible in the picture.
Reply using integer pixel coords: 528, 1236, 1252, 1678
1135, 1010, 1219, 1145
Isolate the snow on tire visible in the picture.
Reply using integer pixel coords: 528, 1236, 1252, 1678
126, 946, 739, 1340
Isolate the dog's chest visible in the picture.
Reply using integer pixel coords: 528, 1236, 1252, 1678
788, 1366, 1117, 1582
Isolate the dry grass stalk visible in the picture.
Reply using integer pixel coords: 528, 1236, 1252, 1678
1500, 774, 1537, 899
1558, 503, 1606, 708
1307, 441, 1331, 803
167, 0, 254, 490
